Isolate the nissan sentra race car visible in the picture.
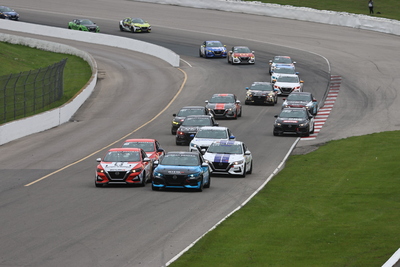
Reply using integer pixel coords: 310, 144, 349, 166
203, 140, 253, 177
152, 151, 211, 191
281, 92, 319, 115
227, 46, 255, 64
245, 82, 278, 105
205, 93, 242, 119
95, 148, 152, 187
189, 126, 235, 152
199, 40, 227, 58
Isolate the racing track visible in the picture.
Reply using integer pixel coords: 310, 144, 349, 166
0, 1, 399, 266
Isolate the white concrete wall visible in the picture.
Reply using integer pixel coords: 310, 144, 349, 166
136, 0, 400, 36
0, 20, 180, 145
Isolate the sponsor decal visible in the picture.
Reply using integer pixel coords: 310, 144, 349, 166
283, 120, 298, 123
215, 103, 226, 110
168, 171, 183, 174
214, 154, 230, 163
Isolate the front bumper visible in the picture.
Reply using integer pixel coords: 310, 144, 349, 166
152, 175, 202, 189
273, 124, 309, 136
208, 161, 245, 176
211, 109, 236, 119
232, 57, 255, 64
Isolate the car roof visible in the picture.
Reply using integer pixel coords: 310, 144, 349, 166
288, 92, 311, 96
180, 106, 205, 109
108, 147, 143, 152
277, 74, 299, 77
123, 138, 156, 142
212, 93, 235, 97
211, 140, 243, 145
185, 115, 212, 118
197, 126, 228, 131
251, 82, 273, 85
165, 151, 200, 156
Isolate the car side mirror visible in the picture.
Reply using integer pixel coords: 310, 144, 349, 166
244, 151, 251, 155
201, 162, 209, 167
300, 80, 304, 83
229, 135, 235, 140
144, 157, 151, 162
274, 115, 278, 118
205, 100, 209, 103
154, 160, 159, 166
214, 122, 219, 126
246, 87, 249, 90
96, 158, 101, 162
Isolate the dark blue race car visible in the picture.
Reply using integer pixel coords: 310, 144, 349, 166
199, 40, 227, 58
152, 151, 211, 191
0, 6, 19, 20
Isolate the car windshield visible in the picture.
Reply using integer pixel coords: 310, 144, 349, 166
250, 84, 273, 91
206, 41, 223, 47
177, 108, 204, 117
274, 57, 292, 64
182, 117, 211, 126
104, 151, 141, 162
160, 154, 199, 166
209, 95, 235, 103
277, 76, 299, 83
287, 94, 311, 102
122, 141, 154, 152
81, 19, 94, 25
233, 47, 251, 53
207, 143, 242, 154
273, 67, 296, 74
196, 130, 228, 139
279, 109, 307, 119
132, 18, 145, 23
0, 7, 13, 12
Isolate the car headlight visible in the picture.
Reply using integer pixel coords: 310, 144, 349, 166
190, 143, 197, 148
188, 172, 201, 179
275, 122, 282, 126
129, 168, 142, 174
233, 160, 244, 165
153, 171, 163, 178
299, 122, 308, 127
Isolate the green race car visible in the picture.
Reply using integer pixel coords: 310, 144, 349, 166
119, 17, 151, 33
68, 19, 100, 33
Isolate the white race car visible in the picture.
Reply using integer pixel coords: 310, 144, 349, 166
189, 126, 235, 152
269, 56, 296, 74
203, 140, 252, 177
273, 74, 303, 96
270, 64, 298, 83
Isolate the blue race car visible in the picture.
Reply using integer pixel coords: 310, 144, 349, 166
199, 40, 227, 58
152, 151, 211, 191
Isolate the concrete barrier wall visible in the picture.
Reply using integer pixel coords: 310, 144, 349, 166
0, 19, 180, 145
136, 0, 400, 36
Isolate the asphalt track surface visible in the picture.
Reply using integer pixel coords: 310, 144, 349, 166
0, 1, 399, 266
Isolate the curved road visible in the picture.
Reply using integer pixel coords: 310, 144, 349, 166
0, 1, 399, 266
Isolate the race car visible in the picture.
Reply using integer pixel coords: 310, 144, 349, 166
269, 56, 296, 74
171, 106, 211, 135
152, 151, 211, 191
176, 115, 219, 145
281, 92, 319, 115
189, 126, 235, 152
273, 107, 314, 137
245, 82, 278, 105
205, 93, 242, 119
95, 148, 152, 187
121, 138, 165, 165
203, 140, 253, 177
199, 40, 227, 58
119, 17, 151, 33
273, 74, 304, 96
68, 19, 100, 32
271, 64, 299, 82
227, 46, 255, 64
0, 6, 19, 20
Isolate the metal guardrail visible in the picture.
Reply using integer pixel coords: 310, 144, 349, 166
0, 58, 67, 124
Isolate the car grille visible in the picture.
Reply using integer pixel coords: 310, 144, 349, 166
281, 123, 299, 132
87, 27, 97, 32
213, 109, 227, 116
165, 175, 186, 185
239, 57, 250, 62
9, 15, 18, 20
214, 51, 222, 55
209, 162, 230, 171
108, 171, 128, 181
281, 87, 293, 94
141, 27, 149, 31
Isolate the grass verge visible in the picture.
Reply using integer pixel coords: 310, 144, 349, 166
171, 131, 400, 266
0, 42, 91, 124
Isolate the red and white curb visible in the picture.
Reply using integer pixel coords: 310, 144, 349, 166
301, 75, 342, 140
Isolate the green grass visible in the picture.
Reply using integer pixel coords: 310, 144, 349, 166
243, 0, 400, 21
171, 131, 400, 266
0, 42, 91, 123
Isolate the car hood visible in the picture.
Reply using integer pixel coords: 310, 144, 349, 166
206, 103, 235, 109
203, 153, 244, 163
207, 47, 226, 51
249, 90, 274, 96
233, 52, 254, 57
132, 22, 150, 27
100, 162, 139, 171
155, 165, 202, 175
191, 138, 226, 147
178, 126, 203, 132
274, 82, 300, 87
